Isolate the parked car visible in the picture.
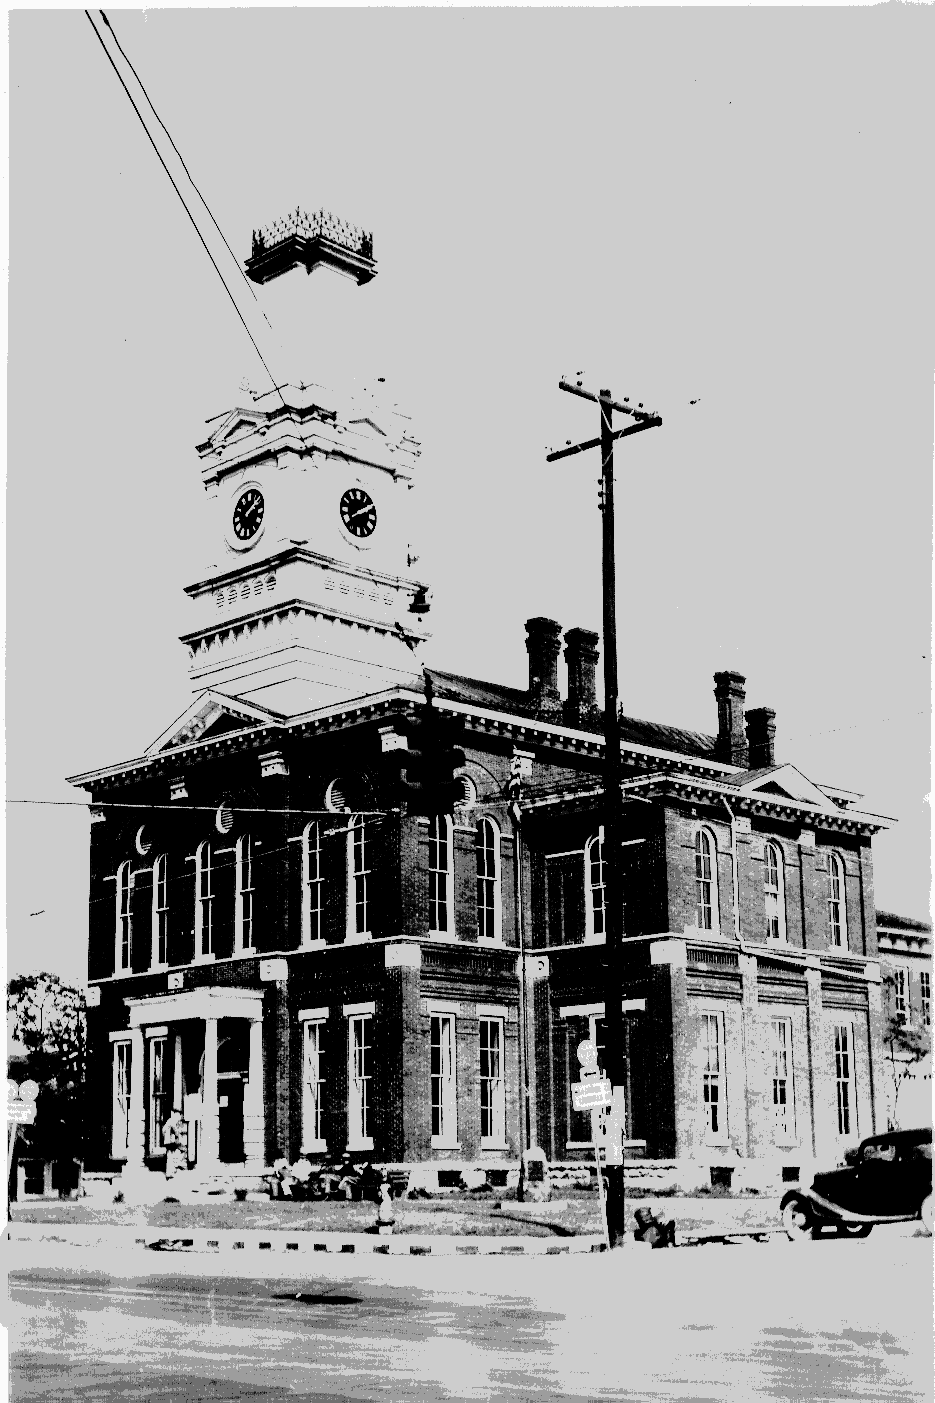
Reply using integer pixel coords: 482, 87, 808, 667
781, 1127, 932, 1240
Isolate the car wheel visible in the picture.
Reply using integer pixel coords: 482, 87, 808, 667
837, 1222, 872, 1238
921, 1194, 933, 1237
781, 1195, 813, 1241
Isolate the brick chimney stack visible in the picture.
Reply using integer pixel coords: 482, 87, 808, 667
525, 617, 563, 718
713, 671, 749, 766
746, 708, 777, 769
563, 628, 600, 728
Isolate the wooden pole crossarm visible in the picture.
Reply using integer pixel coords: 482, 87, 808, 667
546, 416, 661, 462
558, 379, 660, 423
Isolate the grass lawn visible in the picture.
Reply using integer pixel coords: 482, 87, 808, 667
10, 1188, 781, 1237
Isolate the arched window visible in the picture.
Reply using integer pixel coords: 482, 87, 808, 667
302, 822, 324, 945
475, 818, 501, 942
347, 817, 370, 938
694, 829, 720, 933
195, 841, 214, 959
116, 861, 133, 972
827, 852, 847, 949
764, 842, 786, 942
585, 834, 606, 942
151, 854, 168, 968
429, 815, 453, 934
236, 834, 254, 951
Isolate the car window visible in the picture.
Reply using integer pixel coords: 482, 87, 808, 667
862, 1142, 896, 1161
900, 1141, 932, 1162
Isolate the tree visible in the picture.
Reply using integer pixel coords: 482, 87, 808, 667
881, 971, 931, 1130
7, 973, 86, 1163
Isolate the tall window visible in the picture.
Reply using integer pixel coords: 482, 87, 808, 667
475, 819, 500, 941
893, 969, 908, 1023
479, 1017, 505, 1143
116, 862, 133, 972
152, 855, 168, 968
236, 835, 254, 951
111, 1040, 132, 1159
701, 1012, 726, 1141
827, 853, 847, 949
431, 1015, 457, 1144
921, 971, 931, 1029
348, 818, 370, 938
695, 830, 719, 933
302, 1020, 326, 1149
770, 1018, 795, 1142
148, 1037, 167, 1154
195, 841, 214, 959
585, 833, 606, 941
302, 822, 324, 945
348, 1014, 373, 1147
834, 1023, 854, 1137
764, 843, 786, 942
429, 815, 452, 934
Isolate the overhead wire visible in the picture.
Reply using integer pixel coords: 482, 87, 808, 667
83, 10, 286, 409
97, 10, 275, 335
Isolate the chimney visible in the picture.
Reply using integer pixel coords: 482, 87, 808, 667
563, 628, 600, 728
525, 617, 563, 717
746, 708, 777, 769
713, 671, 748, 766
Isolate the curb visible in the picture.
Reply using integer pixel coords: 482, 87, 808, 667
6, 1224, 605, 1257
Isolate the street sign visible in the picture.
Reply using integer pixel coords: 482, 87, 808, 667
572, 1077, 613, 1111
7, 1100, 36, 1125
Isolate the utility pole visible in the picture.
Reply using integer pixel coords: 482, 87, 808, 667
547, 381, 661, 1246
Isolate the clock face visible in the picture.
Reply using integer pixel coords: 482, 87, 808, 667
340, 487, 377, 539
232, 488, 265, 542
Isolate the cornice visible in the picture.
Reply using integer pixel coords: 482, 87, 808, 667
183, 545, 429, 600
180, 597, 432, 651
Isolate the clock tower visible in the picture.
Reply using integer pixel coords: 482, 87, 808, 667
180, 211, 431, 716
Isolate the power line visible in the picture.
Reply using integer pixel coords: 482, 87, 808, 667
97, 10, 274, 334
84, 10, 285, 408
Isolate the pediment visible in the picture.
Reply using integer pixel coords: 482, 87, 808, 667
733, 764, 834, 809
347, 416, 387, 438
222, 416, 261, 442
146, 691, 280, 756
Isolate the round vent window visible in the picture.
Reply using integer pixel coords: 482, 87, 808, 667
216, 802, 234, 834
456, 775, 477, 808
325, 780, 349, 813
135, 825, 152, 857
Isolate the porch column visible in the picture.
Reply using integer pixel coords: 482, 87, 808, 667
172, 1033, 184, 1112
243, 1017, 266, 1167
200, 1017, 220, 1169
127, 1025, 146, 1169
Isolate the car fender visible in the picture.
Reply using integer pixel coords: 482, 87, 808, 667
791, 1185, 917, 1226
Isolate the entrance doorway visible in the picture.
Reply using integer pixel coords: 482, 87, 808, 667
218, 1075, 245, 1162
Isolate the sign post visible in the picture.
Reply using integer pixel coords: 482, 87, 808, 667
7, 1078, 39, 1184
571, 1041, 612, 1251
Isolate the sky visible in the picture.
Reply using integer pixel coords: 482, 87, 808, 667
6, 7, 933, 988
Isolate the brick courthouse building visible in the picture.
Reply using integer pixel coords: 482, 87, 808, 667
72, 215, 895, 1190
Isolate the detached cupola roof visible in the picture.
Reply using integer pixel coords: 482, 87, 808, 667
246, 207, 376, 286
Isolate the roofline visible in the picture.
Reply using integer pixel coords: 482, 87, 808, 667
183, 546, 429, 599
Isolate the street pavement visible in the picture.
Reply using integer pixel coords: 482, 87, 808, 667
4, 1227, 932, 1400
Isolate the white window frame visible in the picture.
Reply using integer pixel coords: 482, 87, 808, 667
430, 1013, 459, 1147
346, 817, 371, 942
475, 817, 502, 943
770, 1017, 796, 1144
302, 821, 324, 947
764, 842, 787, 943
893, 968, 909, 1024
195, 840, 214, 961
920, 971, 931, 1029
584, 832, 606, 943
827, 852, 848, 950
151, 854, 168, 970
428, 814, 454, 936
479, 1015, 506, 1147
833, 1021, 857, 1140
700, 1010, 728, 1144
111, 1038, 132, 1160
235, 834, 255, 953
115, 861, 133, 973
694, 828, 720, 934
348, 1013, 374, 1149
148, 1035, 168, 1156
300, 1012, 328, 1152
